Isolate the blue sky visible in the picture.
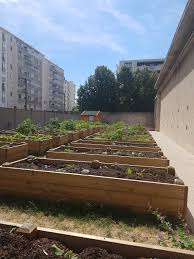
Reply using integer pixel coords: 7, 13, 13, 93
0, 0, 187, 88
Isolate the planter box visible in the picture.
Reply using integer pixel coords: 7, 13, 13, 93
47, 149, 169, 167
88, 128, 94, 135
24, 139, 52, 155
68, 131, 80, 142
82, 138, 158, 147
79, 129, 89, 139
0, 142, 28, 164
52, 134, 69, 148
71, 142, 161, 153
0, 221, 194, 258
0, 158, 187, 216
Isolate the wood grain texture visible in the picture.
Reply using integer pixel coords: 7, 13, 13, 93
47, 151, 169, 167
0, 159, 187, 216
0, 220, 193, 258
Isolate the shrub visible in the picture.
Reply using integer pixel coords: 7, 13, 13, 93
127, 124, 147, 136
16, 119, 37, 135
60, 120, 76, 131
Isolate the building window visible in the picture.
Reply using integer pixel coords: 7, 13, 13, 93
10, 64, 12, 70
2, 63, 5, 72
10, 91, 12, 97
18, 94, 21, 100
2, 33, 5, 41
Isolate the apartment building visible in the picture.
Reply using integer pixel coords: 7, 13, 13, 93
0, 27, 64, 111
43, 59, 64, 111
117, 59, 164, 74
64, 80, 76, 111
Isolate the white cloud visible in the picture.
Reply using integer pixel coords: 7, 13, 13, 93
0, 0, 126, 54
98, 0, 146, 35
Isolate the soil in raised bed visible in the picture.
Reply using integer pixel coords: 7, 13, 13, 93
14, 158, 176, 184
0, 227, 160, 259
57, 146, 161, 158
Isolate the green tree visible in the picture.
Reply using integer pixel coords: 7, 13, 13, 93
77, 66, 116, 111
116, 66, 135, 111
132, 69, 157, 112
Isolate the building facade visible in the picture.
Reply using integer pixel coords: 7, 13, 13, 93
43, 59, 64, 111
155, 0, 194, 154
64, 80, 76, 111
0, 27, 64, 111
117, 59, 164, 74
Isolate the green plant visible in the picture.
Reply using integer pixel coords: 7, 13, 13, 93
51, 245, 77, 258
60, 120, 76, 131
152, 209, 194, 251
45, 118, 61, 131
127, 167, 132, 176
51, 244, 65, 256
16, 119, 37, 135
127, 124, 147, 136
64, 148, 73, 153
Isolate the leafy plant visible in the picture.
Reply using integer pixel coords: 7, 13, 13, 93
16, 119, 37, 135
64, 148, 73, 153
60, 120, 76, 131
51, 244, 64, 256
127, 167, 132, 176
152, 209, 194, 251
64, 250, 77, 259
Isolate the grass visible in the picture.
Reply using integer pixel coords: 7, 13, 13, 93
0, 196, 193, 249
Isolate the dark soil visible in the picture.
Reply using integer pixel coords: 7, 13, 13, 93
0, 227, 127, 259
58, 147, 161, 158
14, 158, 176, 184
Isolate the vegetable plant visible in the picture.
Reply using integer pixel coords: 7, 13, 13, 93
16, 119, 37, 135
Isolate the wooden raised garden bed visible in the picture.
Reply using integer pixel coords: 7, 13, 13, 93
47, 147, 169, 167
0, 142, 28, 164
52, 134, 69, 148
0, 220, 194, 258
80, 138, 158, 147
67, 131, 80, 142
23, 139, 52, 155
0, 157, 187, 216
79, 129, 89, 139
71, 141, 161, 152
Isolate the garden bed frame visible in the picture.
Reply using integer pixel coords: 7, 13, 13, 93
52, 134, 69, 148
71, 141, 161, 152
0, 220, 193, 258
47, 148, 169, 167
0, 142, 28, 164
0, 158, 187, 216
79, 138, 158, 147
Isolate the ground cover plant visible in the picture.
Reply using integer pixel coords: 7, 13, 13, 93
0, 197, 193, 252
91, 123, 152, 142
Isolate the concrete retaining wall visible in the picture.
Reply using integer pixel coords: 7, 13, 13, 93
0, 107, 154, 130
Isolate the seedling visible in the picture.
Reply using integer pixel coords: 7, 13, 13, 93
127, 167, 132, 176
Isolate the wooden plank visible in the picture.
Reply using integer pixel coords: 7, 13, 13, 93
47, 151, 169, 167
79, 139, 158, 147
0, 163, 187, 216
71, 142, 161, 152
0, 220, 193, 258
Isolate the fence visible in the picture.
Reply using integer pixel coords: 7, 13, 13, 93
0, 107, 154, 130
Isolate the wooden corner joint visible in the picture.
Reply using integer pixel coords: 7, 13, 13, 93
16, 223, 38, 239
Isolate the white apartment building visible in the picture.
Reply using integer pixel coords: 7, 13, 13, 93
64, 80, 76, 111
117, 59, 164, 74
43, 59, 64, 111
0, 27, 64, 111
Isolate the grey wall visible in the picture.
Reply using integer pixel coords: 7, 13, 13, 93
102, 112, 154, 128
0, 107, 154, 130
157, 42, 194, 154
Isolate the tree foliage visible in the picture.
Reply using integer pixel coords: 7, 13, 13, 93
77, 65, 158, 112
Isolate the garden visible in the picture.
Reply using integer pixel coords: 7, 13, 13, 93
0, 118, 193, 258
